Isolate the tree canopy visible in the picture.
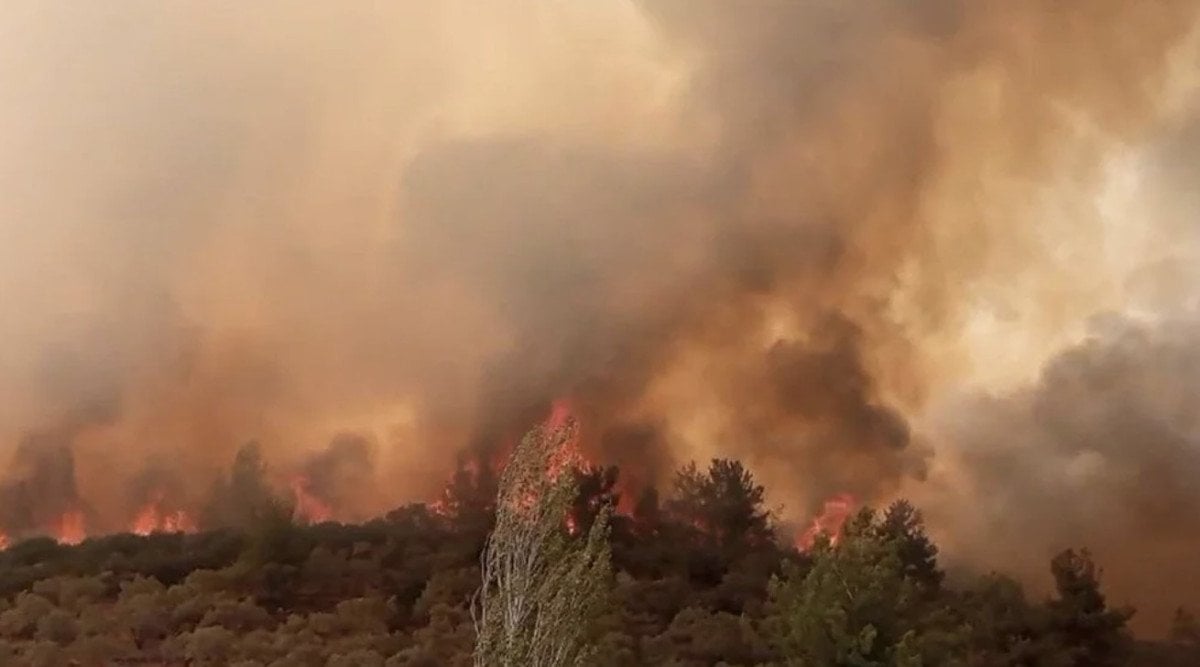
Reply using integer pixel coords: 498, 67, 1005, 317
0, 443, 1185, 666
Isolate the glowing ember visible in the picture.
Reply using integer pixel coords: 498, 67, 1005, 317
291, 475, 333, 524
565, 513, 579, 536
53, 509, 86, 545
797, 492, 857, 551
0, 531, 8, 551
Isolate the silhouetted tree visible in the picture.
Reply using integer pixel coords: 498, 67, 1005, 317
570, 465, 620, 537
632, 487, 661, 530
1047, 548, 1132, 667
436, 455, 499, 537
666, 459, 774, 552
201, 441, 280, 530
875, 500, 942, 592
1170, 607, 1199, 646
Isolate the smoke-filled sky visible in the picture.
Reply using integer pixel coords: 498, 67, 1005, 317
1, 1, 1198, 633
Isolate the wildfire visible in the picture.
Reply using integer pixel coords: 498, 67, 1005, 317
0, 531, 8, 551
427, 397, 629, 529
544, 398, 583, 480
131, 493, 197, 535
547, 397, 573, 431
52, 509, 86, 545
291, 475, 333, 524
428, 498, 451, 518
796, 492, 857, 551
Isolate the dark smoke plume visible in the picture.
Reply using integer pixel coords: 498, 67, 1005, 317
921, 313, 1200, 634
0, 0, 1197, 633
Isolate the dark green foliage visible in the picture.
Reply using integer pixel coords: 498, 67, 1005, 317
1045, 549, 1133, 666
766, 509, 927, 666
876, 500, 942, 592
666, 459, 775, 553
0, 458, 1186, 665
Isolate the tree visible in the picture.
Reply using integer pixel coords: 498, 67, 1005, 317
642, 606, 773, 665
666, 459, 774, 552
952, 573, 1071, 666
202, 442, 280, 530
1170, 607, 1199, 646
435, 454, 499, 536
631, 487, 661, 530
472, 416, 612, 667
875, 501, 942, 592
766, 509, 923, 666
570, 465, 620, 537
1046, 549, 1132, 667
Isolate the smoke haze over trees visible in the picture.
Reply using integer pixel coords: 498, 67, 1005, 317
0, 449, 1194, 665
0, 0, 1198, 635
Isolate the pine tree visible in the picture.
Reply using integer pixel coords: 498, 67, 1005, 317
1047, 548, 1133, 667
875, 500, 942, 591
666, 459, 774, 551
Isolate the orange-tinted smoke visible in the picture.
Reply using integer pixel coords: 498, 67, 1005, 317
0, 0, 1196, 634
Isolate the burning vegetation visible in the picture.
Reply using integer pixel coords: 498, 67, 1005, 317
0, 0, 1198, 645
0, 413, 1191, 665
0, 401, 859, 556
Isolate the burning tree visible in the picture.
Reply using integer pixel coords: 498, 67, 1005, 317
472, 410, 612, 667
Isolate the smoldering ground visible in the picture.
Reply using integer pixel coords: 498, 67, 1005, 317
0, 0, 1197, 633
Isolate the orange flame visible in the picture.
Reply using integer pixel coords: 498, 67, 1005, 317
131, 494, 196, 535
544, 398, 583, 480
0, 531, 8, 551
547, 397, 573, 432
131, 504, 159, 536
429, 397, 586, 520
797, 492, 857, 551
53, 510, 86, 545
291, 475, 333, 524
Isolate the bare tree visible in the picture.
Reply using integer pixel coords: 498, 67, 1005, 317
472, 416, 612, 667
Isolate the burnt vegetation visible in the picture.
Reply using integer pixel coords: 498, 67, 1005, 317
0, 453, 1194, 666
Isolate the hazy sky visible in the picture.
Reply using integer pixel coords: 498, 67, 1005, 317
0, 0, 1198, 633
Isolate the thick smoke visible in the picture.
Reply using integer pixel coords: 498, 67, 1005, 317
920, 312, 1200, 634
0, 0, 1197, 633
914, 100, 1200, 634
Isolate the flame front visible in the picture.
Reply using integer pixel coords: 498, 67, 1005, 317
131, 504, 159, 536
52, 510, 86, 546
131, 494, 197, 536
796, 493, 857, 551
291, 476, 333, 524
